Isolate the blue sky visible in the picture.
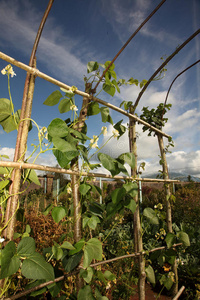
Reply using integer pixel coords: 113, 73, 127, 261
0, 0, 199, 177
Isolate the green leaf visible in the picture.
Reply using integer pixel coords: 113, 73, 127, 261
52, 136, 78, 153
127, 78, 139, 86
95, 288, 109, 300
103, 270, 116, 281
80, 266, 94, 283
100, 107, 113, 124
165, 233, 176, 248
145, 265, 155, 284
103, 83, 115, 97
61, 241, 75, 250
88, 216, 100, 230
98, 153, 118, 177
83, 216, 90, 228
87, 102, 100, 116
0, 166, 10, 175
118, 152, 135, 169
69, 128, 90, 142
48, 118, 69, 138
104, 61, 115, 71
53, 149, 73, 168
83, 238, 102, 268
25, 169, 41, 186
115, 160, 129, 176
78, 285, 95, 300
51, 207, 66, 223
160, 274, 173, 290
0, 241, 20, 278
21, 252, 55, 281
79, 183, 91, 196
69, 239, 85, 256
43, 204, 53, 216
52, 245, 63, 260
114, 120, 126, 137
48, 281, 62, 298
13, 232, 21, 240
123, 182, 138, 198
89, 202, 104, 217
17, 237, 36, 256
63, 251, 83, 272
111, 187, 126, 204
143, 207, 159, 225
0, 109, 21, 133
124, 199, 137, 213
87, 61, 99, 73
43, 90, 63, 106
177, 231, 190, 247
58, 98, 72, 113
0, 98, 12, 121
25, 224, 31, 234
0, 179, 10, 190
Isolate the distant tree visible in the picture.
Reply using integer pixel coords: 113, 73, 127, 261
187, 175, 193, 182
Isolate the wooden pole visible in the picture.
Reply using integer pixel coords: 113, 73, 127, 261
157, 134, 178, 296
71, 82, 92, 292
129, 107, 146, 300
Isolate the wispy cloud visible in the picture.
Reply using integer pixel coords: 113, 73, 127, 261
0, 0, 88, 85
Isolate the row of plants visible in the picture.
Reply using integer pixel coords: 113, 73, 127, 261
6, 180, 198, 299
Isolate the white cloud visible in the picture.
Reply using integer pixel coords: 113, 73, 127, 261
0, 0, 87, 84
167, 150, 200, 177
0, 147, 15, 160
100, 0, 182, 47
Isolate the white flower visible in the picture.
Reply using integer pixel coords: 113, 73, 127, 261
70, 104, 78, 111
101, 126, 107, 136
67, 186, 72, 194
1, 64, 16, 77
90, 135, 99, 148
0, 237, 5, 243
112, 129, 119, 138
1, 69, 6, 75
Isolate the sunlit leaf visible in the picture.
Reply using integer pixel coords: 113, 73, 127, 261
0, 241, 20, 278
48, 118, 69, 138
145, 265, 155, 284
78, 285, 95, 300
51, 207, 66, 223
143, 207, 159, 225
43, 90, 62, 106
80, 266, 94, 283
87, 61, 99, 73
21, 252, 55, 281
177, 231, 190, 247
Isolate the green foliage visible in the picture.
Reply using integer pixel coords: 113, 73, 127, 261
140, 103, 172, 136
145, 265, 155, 284
83, 238, 102, 268
98, 152, 135, 177
0, 237, 54, 281
0, 98, 21, 133
51, 206, 66, 223
85, 60, 144, 97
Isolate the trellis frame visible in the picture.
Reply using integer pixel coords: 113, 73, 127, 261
0, 51, 179, 299
0, 0, 194, 298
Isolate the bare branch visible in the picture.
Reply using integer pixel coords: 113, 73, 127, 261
92, 0, 166, 93
133, 29, 200, 111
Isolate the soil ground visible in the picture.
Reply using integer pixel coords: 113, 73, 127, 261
130, 284, 171, 300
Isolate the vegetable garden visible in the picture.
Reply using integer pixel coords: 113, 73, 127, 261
0, 0, 199, 299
